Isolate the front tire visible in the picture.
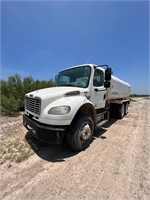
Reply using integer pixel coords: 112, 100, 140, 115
66, 115, 94, 151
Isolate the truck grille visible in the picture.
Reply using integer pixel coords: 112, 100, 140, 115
25, 96, 41, 115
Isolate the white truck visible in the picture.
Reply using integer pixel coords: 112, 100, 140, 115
23, 64, 131, 151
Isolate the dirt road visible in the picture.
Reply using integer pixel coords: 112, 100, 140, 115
0, 98, 150, 200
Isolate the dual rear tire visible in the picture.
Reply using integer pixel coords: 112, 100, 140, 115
117, 102, 128, 119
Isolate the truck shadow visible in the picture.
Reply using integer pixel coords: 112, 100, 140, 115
25, 118, 118, 163
94, 118, 118, 139
103, 118, 118, 128
25, 131, 77, 163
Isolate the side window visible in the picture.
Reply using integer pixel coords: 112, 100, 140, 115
93, 69, 104, 87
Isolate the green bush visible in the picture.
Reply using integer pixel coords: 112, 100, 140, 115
0, 74, 54, 115
130, 94, 150, 97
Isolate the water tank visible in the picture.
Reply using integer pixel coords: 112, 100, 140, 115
106, 75, 131, 100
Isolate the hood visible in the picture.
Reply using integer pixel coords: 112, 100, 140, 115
26, 87, 87, 115
26, 86, 85, 99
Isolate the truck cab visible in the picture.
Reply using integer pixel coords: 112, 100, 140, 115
23, 64, 130, 151
55, 64, 107, 109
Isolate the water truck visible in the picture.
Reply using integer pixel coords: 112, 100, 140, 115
23, 64, 131, 151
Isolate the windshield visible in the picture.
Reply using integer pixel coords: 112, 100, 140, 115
55, 66, 91, 88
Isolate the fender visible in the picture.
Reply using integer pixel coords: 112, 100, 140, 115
39, 96, 95, 126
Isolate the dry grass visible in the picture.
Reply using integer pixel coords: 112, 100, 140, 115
0, 138, 34, 164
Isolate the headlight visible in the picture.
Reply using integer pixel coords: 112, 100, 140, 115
48, 106, 71, 115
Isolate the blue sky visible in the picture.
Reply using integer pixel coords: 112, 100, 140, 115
1, 0, 149, 94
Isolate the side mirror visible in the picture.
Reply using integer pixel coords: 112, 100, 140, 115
104, 81, 111, 88
105, 67, 112, 81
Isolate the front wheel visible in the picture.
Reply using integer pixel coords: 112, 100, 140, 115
66, 115, 94, 151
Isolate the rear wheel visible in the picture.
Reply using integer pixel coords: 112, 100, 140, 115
124, 102, 129, 115
66, 115, 94, 151
117, 103, 125, 119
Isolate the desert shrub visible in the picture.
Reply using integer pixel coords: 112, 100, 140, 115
0, 74, 54, 115
130, 94, 150, 97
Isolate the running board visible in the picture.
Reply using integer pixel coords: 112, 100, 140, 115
97, 119, 109, 128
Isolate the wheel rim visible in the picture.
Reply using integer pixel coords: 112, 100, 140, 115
79, 122, 92, 142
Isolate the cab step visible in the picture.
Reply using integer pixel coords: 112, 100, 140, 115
97, 119, 109, 128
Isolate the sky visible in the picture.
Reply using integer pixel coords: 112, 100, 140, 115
1, 0, 150, 94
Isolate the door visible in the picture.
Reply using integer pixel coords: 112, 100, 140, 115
91, 68, 106, 109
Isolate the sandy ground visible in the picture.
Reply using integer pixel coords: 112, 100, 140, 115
0, 98, 150, 200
